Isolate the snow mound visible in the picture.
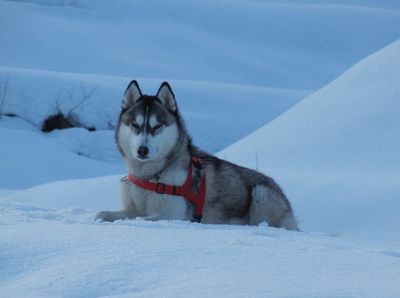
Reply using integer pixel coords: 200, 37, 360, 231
0, 66, 307, 153
0, 128, 123, 189
1, 175, 121, 210
0, 203, 399, 298
1, 0, 400, 90
220, 40, 400, 241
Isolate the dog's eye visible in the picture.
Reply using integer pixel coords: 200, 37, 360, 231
130, 121, 140, 129
153, 123, 163, 130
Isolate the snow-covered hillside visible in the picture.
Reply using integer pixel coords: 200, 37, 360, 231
220, 40, 400, 242
0, 66, 307, 154
2, 0, 400, 89
1, 1, 400, 297
2, 0, 400, 153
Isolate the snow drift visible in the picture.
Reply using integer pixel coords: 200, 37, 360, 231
220, 40, 400, 241
2, 0, 399, 90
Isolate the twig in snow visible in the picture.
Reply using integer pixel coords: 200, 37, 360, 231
255, 150, 259, 171
69, 82, 99, 115
0, 73, 10, 119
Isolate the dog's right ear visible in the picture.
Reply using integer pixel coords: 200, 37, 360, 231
122, 80, 142, 109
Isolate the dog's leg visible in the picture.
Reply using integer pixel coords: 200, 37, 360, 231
249, 184, 299, 231
143, 214, 161, 221
95, 178, 144, 222
94, 210, 129, 222
279, 211, 299, 231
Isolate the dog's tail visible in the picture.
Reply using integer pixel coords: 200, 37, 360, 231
249, 184, 300, 231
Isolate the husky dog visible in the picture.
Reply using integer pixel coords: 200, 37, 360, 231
95, 81, 299, 230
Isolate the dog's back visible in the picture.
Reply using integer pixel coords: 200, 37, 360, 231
191, 148, 299, 230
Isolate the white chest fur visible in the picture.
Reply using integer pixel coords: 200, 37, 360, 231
121, 164, 190, 221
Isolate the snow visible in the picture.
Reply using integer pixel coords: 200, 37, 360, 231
0, 127, 123, 189
1, 207, 399, 298
220, 40, 400, 242
2, 0, 399, 89
1, 0, 400, 297
0, 67, 308, 153
1, 175, 120, 210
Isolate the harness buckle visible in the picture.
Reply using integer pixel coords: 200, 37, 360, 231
156, 183, 166, 194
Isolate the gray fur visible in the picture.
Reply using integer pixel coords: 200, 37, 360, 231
95, 81, 299, 231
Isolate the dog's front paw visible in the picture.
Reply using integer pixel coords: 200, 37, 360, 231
94, 211, 112, 222
94, 210, 128, 222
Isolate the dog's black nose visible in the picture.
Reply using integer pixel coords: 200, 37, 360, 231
137, 146, 149, 158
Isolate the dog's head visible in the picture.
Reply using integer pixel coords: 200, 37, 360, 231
116, 81, 182, 162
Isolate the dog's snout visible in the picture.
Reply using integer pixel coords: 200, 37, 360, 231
137, 146, 149, 158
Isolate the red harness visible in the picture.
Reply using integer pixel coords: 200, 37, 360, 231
128, 157, 206, 222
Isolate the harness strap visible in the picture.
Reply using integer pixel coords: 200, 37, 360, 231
128, 157, 206, 222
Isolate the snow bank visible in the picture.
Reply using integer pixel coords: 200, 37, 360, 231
2, 0, 400, 159
1, 0, 399, 90
0, 204, 399, 298
1, 175, 121, 210
220, 40, 400, 241
0, 128, 123, 189
0, 66, 307, 153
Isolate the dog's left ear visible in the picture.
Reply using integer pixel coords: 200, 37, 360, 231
122, 80, 142, 109
156, 82, 177, 112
